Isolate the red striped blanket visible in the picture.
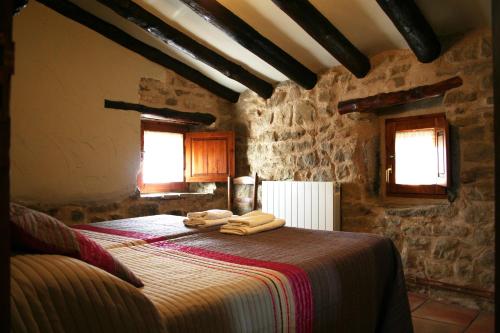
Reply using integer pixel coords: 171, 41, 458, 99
108, 227, 413, 332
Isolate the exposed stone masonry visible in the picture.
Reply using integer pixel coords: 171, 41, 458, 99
30, 187, 226, 226
19, 29, 493, 311
233, 29, 494, 310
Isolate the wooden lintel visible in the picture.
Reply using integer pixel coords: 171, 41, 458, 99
377, 0, 441, 63
104, 100, 216, 126
36, 0, 240, 103
97, 0, 274, 99
178, 0, 317, 89
271, 0, 370, 78
338, 76, 463, 115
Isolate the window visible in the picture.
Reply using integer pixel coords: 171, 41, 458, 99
138, 121, 187, 193
385, 114, 449, 198
138, 120, 235, 194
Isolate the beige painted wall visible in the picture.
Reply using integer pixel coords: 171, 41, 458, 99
11, 2, 168, 204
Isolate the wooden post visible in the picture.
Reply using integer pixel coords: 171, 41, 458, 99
227, 176, 232, 211
493, 0, 499, 314
0, 0, 14, 330
252, 173, 258, 211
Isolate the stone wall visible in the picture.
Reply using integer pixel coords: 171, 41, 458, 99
28, 188, 227, 226
233, 29, 494, 310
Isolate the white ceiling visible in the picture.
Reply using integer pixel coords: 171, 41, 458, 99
69, 0, 492, 94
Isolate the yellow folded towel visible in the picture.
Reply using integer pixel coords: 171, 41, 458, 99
220, 218, 285, 235
228, 212, 275, 227
186, 209, 233, 220
183, 217, 230, 228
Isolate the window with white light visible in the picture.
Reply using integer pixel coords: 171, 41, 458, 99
138, 121, 186, 193
385, 114, 449, 197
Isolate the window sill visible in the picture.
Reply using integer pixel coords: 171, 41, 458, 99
381, 196, 450, 208
140, 192, 214, 200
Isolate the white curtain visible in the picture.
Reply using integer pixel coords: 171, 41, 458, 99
143, 131, 184, 183
395, 129, 437, 185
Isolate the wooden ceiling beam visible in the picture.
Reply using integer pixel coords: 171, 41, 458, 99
271, 0, 370, 78
36, 0, 240, 103
97, 0, 274, 99
377, 0, 441, 63
178, 0, 318, 89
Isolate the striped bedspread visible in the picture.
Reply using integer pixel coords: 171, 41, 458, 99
12, 224, 412, 332
11, 254, 164, 333
109, 227, 413, 333
72, 214, 213, 249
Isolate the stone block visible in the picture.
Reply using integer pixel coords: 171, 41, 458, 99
461, 166, 494, 184
463, 143, 494, 162
444, 91, 478, 105
88, 202, 120, 213
127, 203, 160, 217
432, 238, 459, 260
459, 125, 485, 141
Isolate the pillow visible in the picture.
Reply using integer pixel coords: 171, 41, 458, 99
10, 203, 143, 287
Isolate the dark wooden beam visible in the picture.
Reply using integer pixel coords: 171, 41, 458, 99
104, 100, 216, 126
178, 0, 317, 89
271, 0, 370, 78
36, 0, 240, 103
493, 0, 499, 315
377, 0, 441, 63
14, 0, 28, 14
338, 76, 462, 114
0, 0, 13, 331
97, 0, 274, 99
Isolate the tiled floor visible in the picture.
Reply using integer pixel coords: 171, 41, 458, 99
408, 292, 494, 333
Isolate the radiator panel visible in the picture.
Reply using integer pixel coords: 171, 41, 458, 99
262, 181, 341, 231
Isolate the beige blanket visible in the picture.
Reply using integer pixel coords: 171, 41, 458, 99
183, 217, 230, 228
186, 209, 232, 220
227, 211, 275, 227
11, 254, 164, 333
221, 218, 285, 235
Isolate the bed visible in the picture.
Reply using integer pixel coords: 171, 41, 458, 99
72, 214, 218, 249
11, 214, 413, 333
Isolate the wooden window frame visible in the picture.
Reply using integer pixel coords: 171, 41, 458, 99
385, 113, 450, 198
138, 120, 187, 193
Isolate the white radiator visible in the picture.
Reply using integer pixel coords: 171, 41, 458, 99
261, 181, 341, 231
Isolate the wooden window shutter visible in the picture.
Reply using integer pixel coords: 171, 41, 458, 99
185, 131, 235, 182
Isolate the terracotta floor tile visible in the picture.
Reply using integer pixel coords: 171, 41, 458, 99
465, 312, 495, 333
412, 317, 464, 333
408, 292, 427, 311
412, 300, 479, 327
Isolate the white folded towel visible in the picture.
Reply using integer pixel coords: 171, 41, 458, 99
228, 212, 275, 227
183, 217, 230, 228
186, 209, 233, 220
220, 218, 285, 236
